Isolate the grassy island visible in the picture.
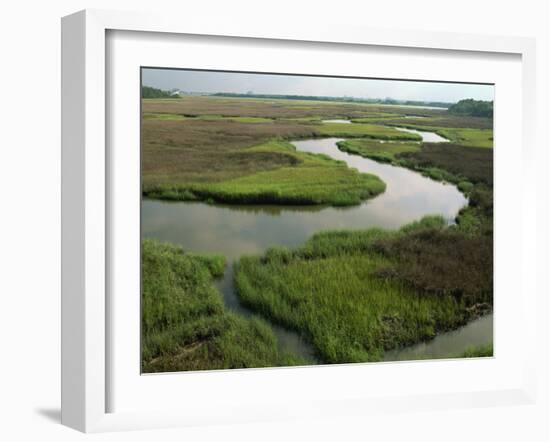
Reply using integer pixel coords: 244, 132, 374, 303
143, 140, 386, 206
140, 90, 494, 372
141, 239, 305, 373
234, 216, 492, 363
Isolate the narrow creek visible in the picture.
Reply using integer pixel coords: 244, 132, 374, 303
142, 133, 492, 364
394, 126, 449, 143
383, 313, 493, 361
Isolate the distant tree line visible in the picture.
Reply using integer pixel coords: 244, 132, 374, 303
142, 85, 179, 99
211, 92, 451, 108
448, 99, 493, 118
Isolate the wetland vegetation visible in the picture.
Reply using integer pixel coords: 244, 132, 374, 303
140, 73, 494, 373
143, 140, 386, 206
142, 239, 305, 373
234, 216, 491, 364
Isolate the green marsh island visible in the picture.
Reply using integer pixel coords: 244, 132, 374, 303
140, 75, 494, 373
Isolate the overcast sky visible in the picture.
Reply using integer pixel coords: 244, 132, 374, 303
142, 68, 494, 103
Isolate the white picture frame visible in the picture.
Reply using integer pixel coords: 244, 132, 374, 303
61, 9, 537, 433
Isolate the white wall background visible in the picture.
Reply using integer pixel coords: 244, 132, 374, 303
0, 1, 548, 440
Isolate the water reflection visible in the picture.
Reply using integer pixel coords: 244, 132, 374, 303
322, 119, 352, 124
143, 138, 466, 262
214, 262, 318, 362
394, 126, 449, 143
142, 137, 469, 361
383, 314, 493, 361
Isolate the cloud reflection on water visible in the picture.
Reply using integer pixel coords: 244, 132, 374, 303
142, 137, 467, 262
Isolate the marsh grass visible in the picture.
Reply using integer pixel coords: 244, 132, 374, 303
234, 217, 488, 364
391, 143, 493, 235
142, 112, 188, 121
143, 113, 275, 123
384, 122, 493, 148
141, 97, 488, 207
140, 96, 494, 368
143, 140, 386, 206
460, 344, 493, 358
337, 139, 421, 163
317, 122, 421, 140
349, 112, 402, 122
141, 117, 319, 186
142, 96, 445, 120
141, 239, 305, 373
337, 140, 492, 193
436, 128, 493, 148
384, 116, 492, 129
372, 227, 493, 304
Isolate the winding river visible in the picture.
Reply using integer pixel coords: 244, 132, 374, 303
142, 132, 492, 363
395, 126, 449, 143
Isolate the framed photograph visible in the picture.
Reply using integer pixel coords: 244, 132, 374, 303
61, 9, 537, 432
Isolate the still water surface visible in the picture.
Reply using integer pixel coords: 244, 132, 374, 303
142, 137, 491, 363
142, 138, 465, 261
383, 314, 493, 361
395, 126, 449, 143
321, 119, 352, 124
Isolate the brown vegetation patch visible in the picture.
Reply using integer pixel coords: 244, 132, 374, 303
398, 143, 493, 185
383, 115, 493, 129
142, 97, 446, 119
373, 228, 493, 304
142, 118, 317, 186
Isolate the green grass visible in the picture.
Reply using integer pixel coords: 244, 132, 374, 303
384, 122, 493, 148
234, 217, 488, 364
455, 185, 494, 236
460, 344, 493, 358
143, 113, 274, 123
143, 112, 188, 121
140, 96, 494, 367
143, 140, 386, 206
343, 138, 494, 233
317, 122, 422, 140
335, 138, 493, 188
194, 115, 274, 123
337, 139, 421, 163
141, 97, 487, 205
389, 142, 493, 235
349, 113, 404, 123
142, 96, 444, 120
141, 239, 305, 373
436, 128, 493, 148
280, 116, 323, 123
379, 115, 493, 129
396, 143, 493, 186
228, 116, 274, 123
